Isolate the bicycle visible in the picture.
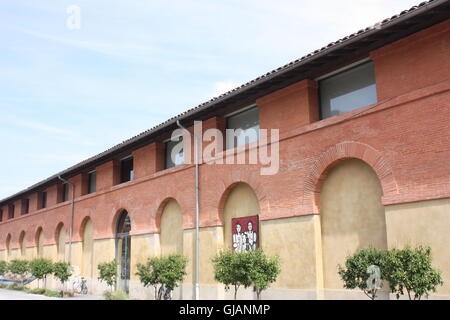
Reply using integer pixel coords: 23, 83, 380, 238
72, 277, 88, 295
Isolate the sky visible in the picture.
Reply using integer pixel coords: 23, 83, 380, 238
0, 0, 422, 199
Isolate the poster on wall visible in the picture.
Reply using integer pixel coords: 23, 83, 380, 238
231, 215, 259, 253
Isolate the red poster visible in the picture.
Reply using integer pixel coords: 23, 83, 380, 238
231, 215, 259, 252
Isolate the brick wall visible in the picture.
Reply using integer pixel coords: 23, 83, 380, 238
0, 20, 449, 250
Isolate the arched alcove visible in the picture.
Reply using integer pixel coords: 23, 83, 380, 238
81, 218, 94, 278
5, 234, 11, 261
160, 199, 183, 255
35, 228, 44, 258
222, 183, 260, 251
19, 231, 26, 258
319, 158, 387, 290
116, 210, 131, 293
55, 223, 66, 262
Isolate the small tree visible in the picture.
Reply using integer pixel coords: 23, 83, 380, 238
7, 260, 30, 280
0, 261, 8, 276
136, 257, 164, 300
247, 250, 281, 300
136, 255, 187, 300
212, 251, 252, 300
338, 248, 385, 300
53, 262, 72, 296
97, 260, 118, 292
382, 246, 443, 300
158, 255, 187, 300
29, 258, 53, 288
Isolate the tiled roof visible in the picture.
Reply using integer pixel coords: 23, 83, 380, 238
89, 0, 443, 155
1, 0, 448, 204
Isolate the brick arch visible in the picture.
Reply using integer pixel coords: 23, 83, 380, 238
155, 197, 182, 233
34, 227, 44, 247
5, 233, 11, 251
212, 169, 266, 225
18, 231, 26, 251
54, 222, 65, 244
111, 208, 133, 236
303, 141, 398, 214
217, 181, 262, 225
79, 216, 93, 240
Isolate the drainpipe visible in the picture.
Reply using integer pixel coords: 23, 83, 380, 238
58, 176, 75, 266
176, 120, 200, 300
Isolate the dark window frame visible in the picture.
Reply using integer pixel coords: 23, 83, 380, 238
39, 191, 47, 209
62, 183, 69, 202
120, 157, 134, 184
87, 171, 96, 194
225, 105, 260, 149
164, 136, 185, 169
318, 60, 377, 120
22, 198, 30, 215
8, 204, 15, 219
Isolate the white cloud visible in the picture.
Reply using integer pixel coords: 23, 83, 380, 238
25, 152, 91, 163
16, 28, 158, 64
12, 118, 74, 136
2, 115, 96, 147
211, 81, 238, 98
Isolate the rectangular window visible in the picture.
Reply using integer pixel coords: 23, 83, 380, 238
8, 204, 15, 219
226, 106, 260, 149
22, 199, 29, 215
120, 157, 134, 183
62, 183, 69, 202
39, 192, 47, 209
88, 171, 96, 194
165, 137, 185, 169
319, 61, 377, 119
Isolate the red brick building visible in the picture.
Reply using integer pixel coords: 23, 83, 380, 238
0, 0, 449, 299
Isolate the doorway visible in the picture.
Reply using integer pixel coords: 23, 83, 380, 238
116, 211, 131, 293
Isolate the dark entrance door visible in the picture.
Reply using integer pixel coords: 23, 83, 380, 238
116, 211, 131, 293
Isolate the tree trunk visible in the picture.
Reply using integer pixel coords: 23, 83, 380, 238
407, 290, 412, 300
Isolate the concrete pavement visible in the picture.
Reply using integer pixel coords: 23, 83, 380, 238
0, 288, 104, 300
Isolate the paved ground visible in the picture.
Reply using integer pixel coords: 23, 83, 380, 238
0, 288, 104, 300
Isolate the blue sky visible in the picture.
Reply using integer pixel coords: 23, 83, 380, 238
0, 0, 420, 199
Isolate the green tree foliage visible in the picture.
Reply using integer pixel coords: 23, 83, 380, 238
0, 261, 7, 276
53, 262, 72, 291
212, 250, 280, 300
159, 255, 188, 293
382, 246, 443, 300
338, 248, 385, 300
212, 251, 251, 300
136, 255, 187, 300
247, 250, 281, 300
29, 258, 53, 288
97, 260, 118, 292
8, 260, 30, 279
136, 257, 161, 299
